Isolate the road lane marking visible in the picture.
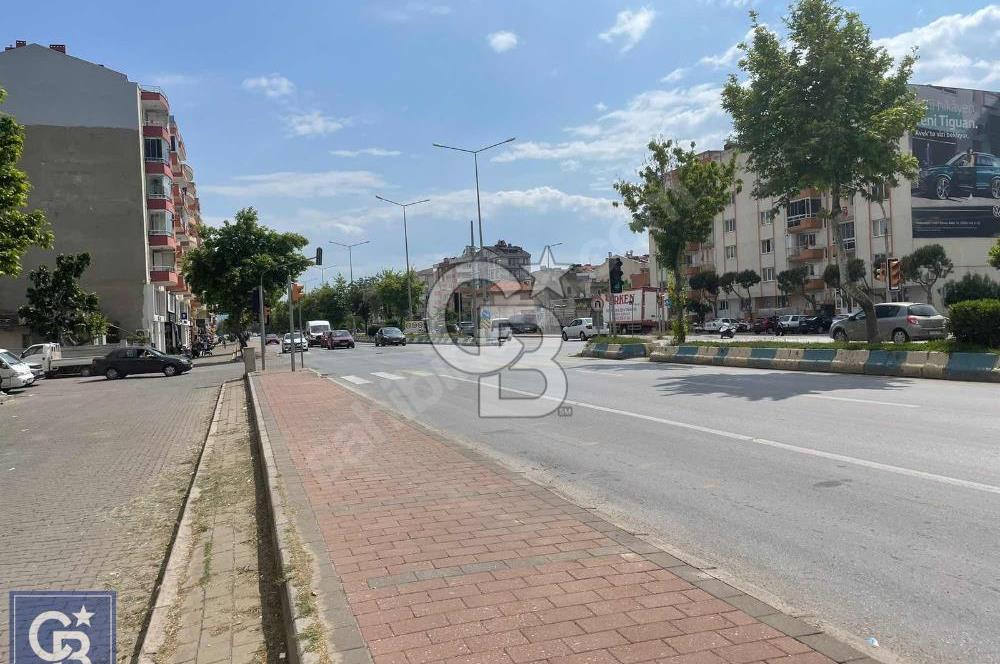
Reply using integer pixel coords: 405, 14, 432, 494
404, 370, 435, 377
437, 374, 1000, 496
575, 368, 623, 377
371, 371, 405, 381
799, 394, 918, 408
341, 375, 371, 384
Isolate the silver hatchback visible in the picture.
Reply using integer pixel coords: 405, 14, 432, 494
829, 302, 948, 343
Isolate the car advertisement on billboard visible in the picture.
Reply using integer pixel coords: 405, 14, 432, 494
910, 85, 1000, 238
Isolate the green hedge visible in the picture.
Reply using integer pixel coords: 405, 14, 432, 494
948, 299, 1000, 347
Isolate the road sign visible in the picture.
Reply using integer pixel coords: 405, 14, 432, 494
591, 297, 603, 309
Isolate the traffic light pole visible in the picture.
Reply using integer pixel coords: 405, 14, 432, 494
298, 295, 306, 367
259, 275, 266, 371
287, 275, 296, 372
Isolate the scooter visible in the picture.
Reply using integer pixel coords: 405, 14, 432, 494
719, 322, 736, 339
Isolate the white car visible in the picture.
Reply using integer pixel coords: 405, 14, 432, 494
561, 317, 606, 341
777, 314, 806, 332
700, 318, 738, 333
282, 333, 309, 353
1, 349, 36, 391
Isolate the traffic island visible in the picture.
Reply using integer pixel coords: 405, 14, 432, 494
580, 342, 654, 359
244, 368, 882, 664
645, 344, 1000, 382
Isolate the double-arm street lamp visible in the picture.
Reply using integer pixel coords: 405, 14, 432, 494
329, 239, 369, 284
375, 195, 430, 320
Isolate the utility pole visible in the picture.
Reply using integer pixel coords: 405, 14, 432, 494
298, 295, 306, 367
287, 275, 295, 372
330, 239, 369, 284
258, 274, 266, 371
375, 195, 430, 321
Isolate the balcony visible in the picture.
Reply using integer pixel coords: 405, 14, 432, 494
142, 124, 170, 141
144, 160, 171, 177
804, 277, 826, 291
787, 216, 823, 232
148, 229, 177, 249
147, 196, 173, 213
172, 273, 189, 293
150, 267, 179, 288
789, 247, 827, 262
140, 88, 169, 111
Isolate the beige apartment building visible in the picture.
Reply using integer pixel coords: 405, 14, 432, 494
649, 84, 1000, 318
0, 42, 207, 351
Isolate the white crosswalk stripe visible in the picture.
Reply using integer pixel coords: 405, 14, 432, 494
404, 370, 435, 377
340, 375, 371, 384
370, 371, 406, 381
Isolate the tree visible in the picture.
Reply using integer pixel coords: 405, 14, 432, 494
722, 0, 925, 342
823, 258, 869, 309
988, 239, 1000, 270
615, 139, 739, 342
182, 207, 311, 347
0, 85, 54, 277
689, 270, 720, 317
735, 269, 761, 319
900, 244, 952, 304
685, 299, 712, 324
942, 273, 1000, 306
777, 265, 818, 310
18, 253, 108, 343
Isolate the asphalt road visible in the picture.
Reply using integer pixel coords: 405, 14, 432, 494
288, 340, 1000, 664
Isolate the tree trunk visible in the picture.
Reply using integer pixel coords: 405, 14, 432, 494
670, 259, 687, 344
830, 185, 878, 341
742, 288, 753, 320
924, 283, 934, 306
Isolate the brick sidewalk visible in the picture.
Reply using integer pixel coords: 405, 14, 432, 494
253, 370, 870, 664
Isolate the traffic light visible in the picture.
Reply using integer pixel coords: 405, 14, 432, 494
609, 257, 624, 294
888, 257, 901, 290
873, 262, 885, 281
250, 286, 262, 315
291, 282, 304, 303
315, 246, 323, 266
264, 306, 272, 325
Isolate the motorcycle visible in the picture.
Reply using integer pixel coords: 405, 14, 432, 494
719, 322, 736, 339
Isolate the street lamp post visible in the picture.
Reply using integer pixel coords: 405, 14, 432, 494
375, 195, 430, 321
329, 239, 370, 284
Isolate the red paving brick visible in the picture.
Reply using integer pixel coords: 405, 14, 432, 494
255, 371, 836, 664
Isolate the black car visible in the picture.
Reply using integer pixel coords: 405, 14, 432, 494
92, 346, 192, 380
799, 315, 833, 334
374, 327, 406, 347
509, 321, 540, 334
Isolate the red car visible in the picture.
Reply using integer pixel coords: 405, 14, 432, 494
321, 329, 355, 349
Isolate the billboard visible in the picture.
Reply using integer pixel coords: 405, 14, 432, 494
909, 85, 1000, 238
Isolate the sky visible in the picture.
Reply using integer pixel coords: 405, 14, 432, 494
4, 1, 1000, 283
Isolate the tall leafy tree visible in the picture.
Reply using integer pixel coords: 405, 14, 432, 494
19, 253, 108, 343
777, 265, 818, 310
735, 269, 761, 319
0, 86, 54, 277
900, 244, 953, 304
615, 139, 739, 342
823, 258, 869, 309
722, 0, 925, 341
689, 270, 720, 317
182, 207, 311, 347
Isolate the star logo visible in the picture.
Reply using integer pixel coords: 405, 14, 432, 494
73, 605, 94, 627
529, 246, 575, 300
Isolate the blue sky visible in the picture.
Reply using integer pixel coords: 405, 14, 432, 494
5, 1, 999, 282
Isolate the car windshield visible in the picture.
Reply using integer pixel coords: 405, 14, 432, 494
334, 330, 350, 336
908, 304, 939, 317
383, 327, 402, 335
0, 351, 22, 366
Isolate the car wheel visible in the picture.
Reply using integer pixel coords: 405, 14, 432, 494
892, 328, 910, 344
561, 332, 568, 341
79, 367, 92, 377
579, 332, 586, 341
402, 340, 407, 346
833, 329, 849, 342
935, 175, 951, 200
992, 177, 1000, 199
105, 367, 120, 380
163, 364, 178, 377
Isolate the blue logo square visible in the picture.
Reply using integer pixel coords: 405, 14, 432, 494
9, 591, 116, 664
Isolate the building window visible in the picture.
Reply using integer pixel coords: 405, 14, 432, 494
729, 192, 736, 206
873, 218, 890, 237
761, 239, 773, 255
786, 197, 822, 228
762, 267, 775, 282
144, 138, 165, 161
149, 212, 172, 234
840, 221, 856, 251
798, 233, 817, 248
724, 218, 736, 233
725, 245, 737, 259
759, 210, 774, 225
718, 300, 729, 311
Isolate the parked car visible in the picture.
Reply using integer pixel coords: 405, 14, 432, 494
457, 321, 476, 337
488, 318, 513, 345
265, 333, 281, 345
561, 317, 606, 341
752, 316, 779, 335
375, 327, 407, 346
915, 151, 1000, 200
798, 314, 833, 334
509, 320, 541, 334
829, 302, 948, 343
92, 346, 192, 380
282, 333, 308, 353
700, 318, 738, 333
0, 349, 36, 391
735, 320, 751, 333
777, 315, 806, 334
322, 329, 356, 349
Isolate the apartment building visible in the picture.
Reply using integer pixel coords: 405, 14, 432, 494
649, 84, 1000, 317
0, 42, 207, 350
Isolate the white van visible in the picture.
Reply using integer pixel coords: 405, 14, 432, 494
0, 349, 36, 391
306, 320, 331, 346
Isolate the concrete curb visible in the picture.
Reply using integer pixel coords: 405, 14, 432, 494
580, 342, 654, 359
246, 374, 335, 664
136, 380, 230, 664
644, 345, 1000, 382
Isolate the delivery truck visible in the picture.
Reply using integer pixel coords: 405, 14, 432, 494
598, 287, 663, 334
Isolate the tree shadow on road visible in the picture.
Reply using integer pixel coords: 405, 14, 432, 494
652, 369, 914, 402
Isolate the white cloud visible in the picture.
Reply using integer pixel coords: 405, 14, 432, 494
698, 0, 753, 7
201, 170, 385, 198
595, 102, 608, 112
241, 73, 296, 98
494, 83, 728, 164
661, 67, 687, 83
599, 7, 656, 53
875, 5, 1000, 89
697, 28, 755, 69
488, 31, 519, 53
377, 2, 451, 22
147, 73, 199, 87
286, 111, 346, 137
330, 147, 402, 158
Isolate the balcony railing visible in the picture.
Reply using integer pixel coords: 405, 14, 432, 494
789, 246, 827, 261
147, 189, 169, 199
787, 216, 823, 232
149, 228, 173, 236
